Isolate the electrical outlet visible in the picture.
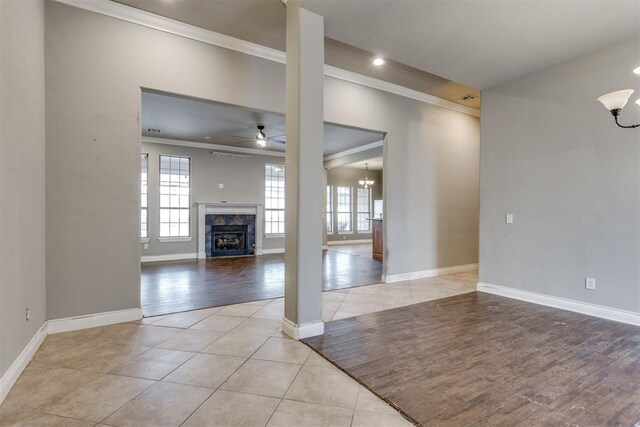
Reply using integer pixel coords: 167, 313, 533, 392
218, 183, 224, 189
25, 308, 30, 322
585, 277, 596, 290
505, 213, 514, 224
143, 243, 149, 250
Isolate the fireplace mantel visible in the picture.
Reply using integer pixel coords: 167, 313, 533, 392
196, 202, 264, 258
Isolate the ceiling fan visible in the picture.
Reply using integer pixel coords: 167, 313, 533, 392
231, 124, 285, 148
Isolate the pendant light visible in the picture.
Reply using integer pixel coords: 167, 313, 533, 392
358, 163, 375, 189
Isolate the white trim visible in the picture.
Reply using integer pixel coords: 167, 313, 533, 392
196, 202, 263, 259
53, 0, 480, 118
327, 239, 372, 246
323, 141, 384, 162
158, 236, 192, 243
141, 252, 198, 262
0, 322, 47, 406
383, 263, 478, 283
337, 231, 354, 235
47, 308, 143, 335
322, 245, 329, 250
141, 237, 150, 244
260, 248, 285, 255
265, 233, 285, 239
143, 137, 286, 158
477, 282, 640, 327
282, 318, 324, 340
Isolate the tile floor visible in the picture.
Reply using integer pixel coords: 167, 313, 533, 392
0, 270, 476, 427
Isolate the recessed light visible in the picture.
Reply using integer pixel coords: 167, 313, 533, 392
636, 98, 640, 106
372, 57, 384, 66
204, 136, 211, 140
634, 66, 640, 75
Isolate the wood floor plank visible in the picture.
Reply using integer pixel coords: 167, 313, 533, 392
141, 247, 382, 316
303, 292, 640, 426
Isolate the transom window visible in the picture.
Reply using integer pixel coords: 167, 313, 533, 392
326, 185, 334, 234
141, 153, 148, 239
336, 186, 352, 232
357, 187, 371, 232
265, 164, 285, 235
159, 155, 190, 237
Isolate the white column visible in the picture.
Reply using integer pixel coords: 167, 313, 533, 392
282, 1, 325, 340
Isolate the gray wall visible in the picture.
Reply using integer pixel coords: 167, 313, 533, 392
141, 142, 285, 256
480, 39, 640, 313
326, 166, 382, 242
0, 0, 46, 378
45, 2, 479, 319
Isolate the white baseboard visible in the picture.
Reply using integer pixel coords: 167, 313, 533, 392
383, 263, 478, 283
47, 308, 143, 334
141, 253, 198, 262
0, 322, 47, 405
477, 282, 640, 326
282, 318, 324, 340
327, 239, 372, 246
260, 248, 285, 255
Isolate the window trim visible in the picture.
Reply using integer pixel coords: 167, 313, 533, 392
326, 185, 334, 235
158, 154, 191, 239
356, 187, 372, 234
336, 185, 353, 233
264, 163, 286, 236
141, 153, 149, 242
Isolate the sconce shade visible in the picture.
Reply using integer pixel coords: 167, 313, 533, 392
597, 89, 634, 111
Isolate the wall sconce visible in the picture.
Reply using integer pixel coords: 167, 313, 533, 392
597, 67, 640, 129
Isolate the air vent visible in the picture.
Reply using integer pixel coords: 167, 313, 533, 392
456, 94, 477, 102
147, 128, 161, 133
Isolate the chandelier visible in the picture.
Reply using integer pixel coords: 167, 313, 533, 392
358, 163, 375, 189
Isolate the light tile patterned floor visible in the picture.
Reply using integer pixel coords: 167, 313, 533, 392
0, 270, 476, 426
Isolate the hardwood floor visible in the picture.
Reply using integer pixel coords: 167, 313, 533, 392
141, 245, 382, 316
304, 292, 640, 426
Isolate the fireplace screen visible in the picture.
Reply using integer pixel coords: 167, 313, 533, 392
212, 225, 248, 257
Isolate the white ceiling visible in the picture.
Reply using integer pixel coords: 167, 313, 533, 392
141, 91, 384, 156
344, 157, 384, 171
305, 0, 640, 89
117, 0, 640, 91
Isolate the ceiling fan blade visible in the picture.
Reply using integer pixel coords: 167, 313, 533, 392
270, 139, 286, 145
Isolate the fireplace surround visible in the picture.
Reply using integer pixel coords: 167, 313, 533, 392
197, 202, 264, 258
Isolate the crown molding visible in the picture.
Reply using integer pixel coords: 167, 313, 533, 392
53, 0, 480, 117
322, 140, 383, 162
142, 136, 286, 157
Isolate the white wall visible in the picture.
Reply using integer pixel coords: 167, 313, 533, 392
0, 0, 46, 378
480, 38, 640, 313
45, 2, 480, 319
141, 142, 285, 256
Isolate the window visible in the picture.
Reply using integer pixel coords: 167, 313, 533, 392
357, 187, 371, 232
265, 164, 285, 235
159, 155, 190, 237
336, 186, 352, 232
326, 185, 334, 234
141, 153, 148, 239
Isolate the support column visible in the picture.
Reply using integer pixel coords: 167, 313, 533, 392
282, 1, 325, 340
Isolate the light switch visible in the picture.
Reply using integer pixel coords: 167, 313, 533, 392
585, 277, 596, 290
218, 183, 224, 189
143, 243, 149, 250
505, 213, 514, 224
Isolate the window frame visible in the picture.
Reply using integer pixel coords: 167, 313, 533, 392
336, 186, 353, 234
264, 164, 286, 237
158, 154, 191, 241
141, 153, 149, 243
326, 185, 334, 234
356, 187, 372, 233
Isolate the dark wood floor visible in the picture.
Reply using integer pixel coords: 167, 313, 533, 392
304, 292, 640, 426
141, 247, 382, 316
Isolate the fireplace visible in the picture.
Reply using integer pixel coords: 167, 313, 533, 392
212, 225, 248, 257
205, 213, 256, 257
